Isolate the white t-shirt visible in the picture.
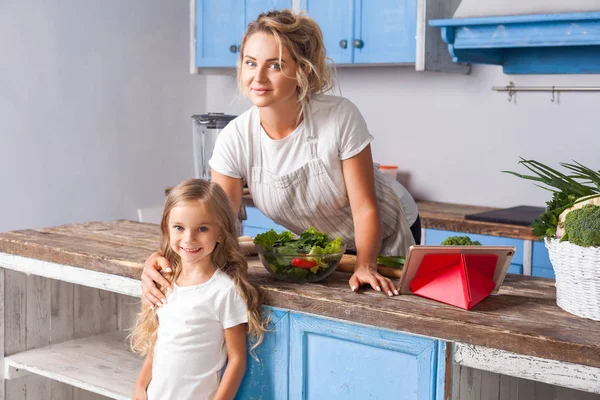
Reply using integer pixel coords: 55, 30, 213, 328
147, 269, 248, 400
209, 94, 418, 225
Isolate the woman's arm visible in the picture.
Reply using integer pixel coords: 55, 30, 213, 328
133, 353, 153, 399
342, 145, 398, 297
214, 324, 248, 400
211, 170, 244, 215
141, 252, 172, 307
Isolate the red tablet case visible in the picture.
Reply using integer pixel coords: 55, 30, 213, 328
409, 253, 498, 310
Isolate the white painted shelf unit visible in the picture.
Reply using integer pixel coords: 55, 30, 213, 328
3, 331, 142, 400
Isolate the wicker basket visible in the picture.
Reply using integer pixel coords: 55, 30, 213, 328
545, 238, 600, 321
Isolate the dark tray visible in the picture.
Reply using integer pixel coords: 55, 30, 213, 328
465, 206, 545, 227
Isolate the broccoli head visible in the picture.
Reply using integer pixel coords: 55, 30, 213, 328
563, 204, 600, 247
440, 236, 482, 246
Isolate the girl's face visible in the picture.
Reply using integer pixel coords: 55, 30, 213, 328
168, 201, 222, 267
241, 32, 299, 109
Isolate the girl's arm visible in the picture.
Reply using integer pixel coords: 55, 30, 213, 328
133, 353, 153, 399
214, 323, 248, 400
341, 145, 398, 297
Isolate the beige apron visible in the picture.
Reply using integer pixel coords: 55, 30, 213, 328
248, 105, 415, 256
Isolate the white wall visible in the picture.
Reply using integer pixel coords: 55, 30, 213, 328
203, 65, 600, 208
0, 0, 205, 232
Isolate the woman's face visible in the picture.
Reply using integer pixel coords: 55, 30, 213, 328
241, 32, 299, 109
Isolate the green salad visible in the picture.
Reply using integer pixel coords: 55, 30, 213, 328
253, 227, 344, 279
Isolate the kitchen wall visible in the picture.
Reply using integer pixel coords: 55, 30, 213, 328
203, 65, 600, 208
0, 0, 204, 232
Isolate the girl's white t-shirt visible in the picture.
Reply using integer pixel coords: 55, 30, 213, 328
146, 269, 248, 400
209, 94, 418, 225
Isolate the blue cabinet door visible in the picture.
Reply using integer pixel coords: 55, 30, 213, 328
532, 241, 555, 278
424, 229, 524, 275
196, 0, 245, 67
243, 206, 287, 236
304, 0, 354, 64
246, 0, 293, 26
289, 312, 446, 400
236, 308, 290, 399
353, 0, 417, 63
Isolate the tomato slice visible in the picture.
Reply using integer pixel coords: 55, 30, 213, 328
291, 258, 318, 269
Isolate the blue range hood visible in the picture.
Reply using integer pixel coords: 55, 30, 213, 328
429, 12, 600, 74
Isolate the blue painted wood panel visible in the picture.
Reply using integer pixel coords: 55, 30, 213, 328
246, 0, 293, 26
304, 0, 354, 64
532, 240, 555, 279
289, 312, 444, 400
236, 307, 290, 399
353, 0, 417, 64
196, 0, 245, 67
243, 206, 287, 236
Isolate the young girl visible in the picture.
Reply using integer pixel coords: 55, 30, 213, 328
130, 179, 266, 400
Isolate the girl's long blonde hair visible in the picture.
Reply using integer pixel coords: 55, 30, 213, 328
237, 8, 335, 107
129, 179, 267, 356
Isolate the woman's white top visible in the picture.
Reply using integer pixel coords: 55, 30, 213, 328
209, 94, 418, 225
147, 269, 248, 400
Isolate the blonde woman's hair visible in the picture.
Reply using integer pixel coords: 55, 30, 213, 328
129, 179, 267, 356
237, 8, 335, 106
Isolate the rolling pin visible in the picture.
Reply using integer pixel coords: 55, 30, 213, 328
337, 254, 403, 279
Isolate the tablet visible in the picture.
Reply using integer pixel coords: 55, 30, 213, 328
397, 245, 516, 295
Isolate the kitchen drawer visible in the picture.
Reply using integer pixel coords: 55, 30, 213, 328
243, 206, 286, 233
424, 229, 525, 265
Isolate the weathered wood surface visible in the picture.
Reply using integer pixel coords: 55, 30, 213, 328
0, 220, 599, 371
4, 331, 138, 400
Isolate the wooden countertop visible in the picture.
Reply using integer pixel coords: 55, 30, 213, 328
1, 220, 598, 369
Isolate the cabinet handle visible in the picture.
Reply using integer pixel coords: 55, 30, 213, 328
353, 39, 364, 49
339, 39, 347, 49
229, 45, 238, 53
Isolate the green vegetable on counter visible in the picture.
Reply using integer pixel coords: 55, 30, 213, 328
562, 204, 600, 247
441, 236, 482, 246
376, 255, 406, 269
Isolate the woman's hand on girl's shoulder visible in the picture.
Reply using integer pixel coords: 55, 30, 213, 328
349, 264, 399, 297
141, 251, 172, 308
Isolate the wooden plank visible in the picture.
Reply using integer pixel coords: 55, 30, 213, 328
0, 269, 4, 400
454, 343, 600, 394
498, 374, 519, 400
479, 370, 500, 400
117, 294, 139, 332
4, 331, 141, 400
74, 286, 117, 340
25, 275, 51, 399
0, 253, 141, 296
4, 269, 27, 400
50, 279, 74, 400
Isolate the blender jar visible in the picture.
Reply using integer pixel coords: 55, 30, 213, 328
192, 113, 237, 180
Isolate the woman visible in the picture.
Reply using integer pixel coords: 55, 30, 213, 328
141, 9, 420, 304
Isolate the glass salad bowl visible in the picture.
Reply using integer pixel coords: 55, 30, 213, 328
256, 244, 346, 283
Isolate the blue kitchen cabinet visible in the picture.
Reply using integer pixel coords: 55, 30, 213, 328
425, 229, 524, 274
237, 308, 290, 399
303, 0, 418, 64
301, 0, 354, 64
243, 206, 287, 236
532, 241, 555, 279
194, 0, 293, 67
289, 312, 446, 400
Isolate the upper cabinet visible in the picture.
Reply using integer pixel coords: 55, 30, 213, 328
303, 0, 417, 64
192, 0, 293, 69
191, 0, 468, 73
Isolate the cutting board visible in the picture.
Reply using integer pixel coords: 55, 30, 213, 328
337, 254, 403, 279
465, 205, 545, 226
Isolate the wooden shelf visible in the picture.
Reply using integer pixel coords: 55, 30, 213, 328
4, 331, 142, 400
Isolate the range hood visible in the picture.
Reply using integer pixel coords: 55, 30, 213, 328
429, 0, 600, 74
